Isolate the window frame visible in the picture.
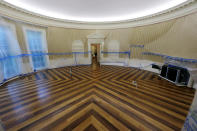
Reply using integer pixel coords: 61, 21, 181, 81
23, 26, 49, 71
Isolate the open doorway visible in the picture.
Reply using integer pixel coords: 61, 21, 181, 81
91, 44, 100, 64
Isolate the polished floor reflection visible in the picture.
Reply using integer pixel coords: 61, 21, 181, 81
0, 64, 195, 131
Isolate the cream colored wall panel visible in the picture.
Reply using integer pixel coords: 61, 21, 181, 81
1, 9, 197, 63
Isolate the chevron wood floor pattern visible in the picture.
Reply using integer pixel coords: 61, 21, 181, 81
0, 64, 195, 131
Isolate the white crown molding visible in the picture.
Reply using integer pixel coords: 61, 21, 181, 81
0, 0, 197, 29
87, 33, 105, 39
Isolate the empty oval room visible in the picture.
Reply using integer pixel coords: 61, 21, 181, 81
0, 0, 197, 130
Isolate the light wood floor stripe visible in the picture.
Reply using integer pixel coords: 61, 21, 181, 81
0, 64, 194, 131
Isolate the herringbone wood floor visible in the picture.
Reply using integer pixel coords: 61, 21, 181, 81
0, 64, 195, 131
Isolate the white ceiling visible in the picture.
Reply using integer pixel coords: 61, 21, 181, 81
3, 0, 191, 22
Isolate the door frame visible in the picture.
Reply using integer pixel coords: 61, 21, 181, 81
87, 33, 105, 64
23, 26, 50, 71
91, 43, 101, 62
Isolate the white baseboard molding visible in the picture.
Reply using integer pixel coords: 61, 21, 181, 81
101, 62, 125, 66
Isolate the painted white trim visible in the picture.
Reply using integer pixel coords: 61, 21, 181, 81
87, 33, 105, 39
0, 1, 196, 29
22, 26, 50, 70
100, 62, 125, 66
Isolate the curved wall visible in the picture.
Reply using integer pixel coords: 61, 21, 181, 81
1, 11, 196, 63
0, 1, 197, 61
0, 3, 197, 130
47, 13, 197, 60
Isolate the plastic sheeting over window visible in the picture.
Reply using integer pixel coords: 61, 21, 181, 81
26, 30, 47, 70
0, 24, 22, 82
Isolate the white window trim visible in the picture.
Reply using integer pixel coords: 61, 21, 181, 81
23, 26, 50, 71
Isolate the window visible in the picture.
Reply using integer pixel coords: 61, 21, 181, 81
23, 27, 49, 70
0, 24, 21, 79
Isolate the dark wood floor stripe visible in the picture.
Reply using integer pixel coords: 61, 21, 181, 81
0, 81, 93, 118
0, 70, 85, 99
18, 100, 93, 131
94, 87, 181, 130
2, 85, 94, 122
141, 71, 151, 80
6, 91, 95, 130
94, 99, 153, 131
0, 80, 66, 100
96, 81, 188, 117
137, 81, 193, 100
0, 64, 194, 131
63, 110, 119, 131
45, 70, 58, 80
139, 80, 195, 95
137, 80, 194, 97
118, 79, 193, 104
84, 124, 98, 131
101, 79, 190, 110
107, 78, 191, 108
0, 79, 83, 106
0, 76, 80, 98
